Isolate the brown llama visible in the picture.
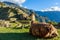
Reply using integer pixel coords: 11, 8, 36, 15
29, 13, 58, 38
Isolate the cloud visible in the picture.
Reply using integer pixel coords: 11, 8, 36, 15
0, 0, 26, 5
41, 6, 60, 12
24, 6, 27, 8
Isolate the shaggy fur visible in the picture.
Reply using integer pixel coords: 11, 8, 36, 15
29, 21, 58, 38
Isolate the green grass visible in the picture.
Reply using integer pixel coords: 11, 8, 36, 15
0, 27, 60, 40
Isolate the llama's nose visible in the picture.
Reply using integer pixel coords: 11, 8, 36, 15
51, 33, 57, 37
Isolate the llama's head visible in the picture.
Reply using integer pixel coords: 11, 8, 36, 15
30, 13, 35, 21
44, 24, 58, 38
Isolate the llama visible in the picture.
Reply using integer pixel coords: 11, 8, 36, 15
29, 13, 58, 38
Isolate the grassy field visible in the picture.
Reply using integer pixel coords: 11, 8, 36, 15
0, 27, 60, 40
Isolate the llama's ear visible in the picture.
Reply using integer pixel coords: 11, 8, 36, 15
48, 23, 52, 26
47, 24, 50, 26
31, 21, 34, 23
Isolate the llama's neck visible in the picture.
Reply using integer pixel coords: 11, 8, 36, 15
31, 14, 35, 21
30, 13, 36, 25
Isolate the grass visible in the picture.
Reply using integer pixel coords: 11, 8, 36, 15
0, 27, 60, 40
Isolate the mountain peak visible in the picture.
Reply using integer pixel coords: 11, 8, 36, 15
3, 1, 20, 7
41, 6, 60, 12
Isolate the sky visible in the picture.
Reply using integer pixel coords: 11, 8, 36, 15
0, 0, 60, 11
22, 0, 60, 11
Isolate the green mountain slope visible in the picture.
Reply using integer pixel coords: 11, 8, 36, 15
0, 2, 50, 22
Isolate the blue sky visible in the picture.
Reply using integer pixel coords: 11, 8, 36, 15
22, 0, 60, 11
0, 0, 60, 11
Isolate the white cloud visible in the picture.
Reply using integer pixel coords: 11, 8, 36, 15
24, 6, 27, 8
0, 0, 26, 5
41, 6, 60, 12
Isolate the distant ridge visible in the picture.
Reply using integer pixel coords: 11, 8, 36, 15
36, 11, 60, 22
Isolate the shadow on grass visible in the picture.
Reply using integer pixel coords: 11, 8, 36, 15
0, 33, 38, 40
0, 33, 55, 40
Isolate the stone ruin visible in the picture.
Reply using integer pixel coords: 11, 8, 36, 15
0, 20, 10, 27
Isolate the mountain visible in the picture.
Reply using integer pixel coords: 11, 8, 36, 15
35, 6, 60, 22
36, 11, 60, 22
3, 1, 20, 7
0, 2, 50, 22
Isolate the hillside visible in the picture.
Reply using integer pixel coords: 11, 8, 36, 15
0, 2, 31, 21
0, 2, 49, 22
